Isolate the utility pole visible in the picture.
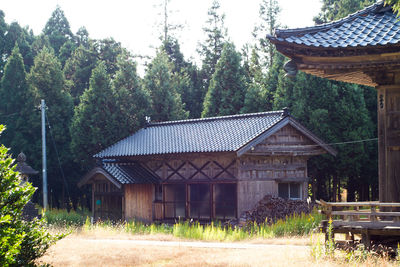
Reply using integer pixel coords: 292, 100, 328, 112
41, 99, 48, 210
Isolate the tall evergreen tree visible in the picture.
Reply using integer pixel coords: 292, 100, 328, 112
75, 27, 90, 48
64, 44, 98, 104
93, 38, 123, 76
113, 52, 152, 135
70, 61, 126, 169
253, 0, 281, 69
144, 50, 188, 121
0, 45, 39, 163
162, 38, 204, 118
0, 10, 8, 76
202, 42, 246, 117
43, 6, 74, 55
198, 0, 227, 92
314, 0, 376, 24
241, 48, 267, 113
4, 22, 35, 72
29, 47, 74, 207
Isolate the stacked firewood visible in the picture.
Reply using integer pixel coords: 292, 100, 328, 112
240, 195, 314, 225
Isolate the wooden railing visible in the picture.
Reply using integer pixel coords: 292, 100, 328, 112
317, 200, 400, 229
317, 200, 400, 247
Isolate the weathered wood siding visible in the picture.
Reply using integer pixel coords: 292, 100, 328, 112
239, 155, 308, 181
124, 184, 153, 222
142, 153, 237, 181
237, 125, 315, 214
237, 180, 276, 216
378, 84, 400, 203
246, 124, 326, 156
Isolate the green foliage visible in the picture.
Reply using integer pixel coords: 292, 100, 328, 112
314, 0, 376, 24
86, 210, 322, 241
386, 0, 400, 16
0, 125, 63, 266
64, 44, 98, 104
202, 42, 246, 117
4, 22, 35, 71
29, 47, 75, 207
274, 70, 377, 200
113, 51, 152, 134
71, 61, 134, 168
162, 38, 204, 118
0, 45, 39, 162
144, 50, 188, 121
198, 0, 227, 92
242, 48, 272, 113
44, 208, 90, 226
43, 6, 74, 55
253, 0, 280, 69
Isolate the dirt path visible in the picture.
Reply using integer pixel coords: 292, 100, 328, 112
37, 235, 333, 267
85, 238, 310, 249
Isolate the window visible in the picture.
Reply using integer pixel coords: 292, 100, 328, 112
278, 183, 301, 199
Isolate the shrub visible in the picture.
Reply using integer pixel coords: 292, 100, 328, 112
0, 125, 63, 266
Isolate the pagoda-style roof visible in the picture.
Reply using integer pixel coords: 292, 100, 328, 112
267, 1, 400, 86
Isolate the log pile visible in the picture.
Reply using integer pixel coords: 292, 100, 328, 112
240, 195, 314, 225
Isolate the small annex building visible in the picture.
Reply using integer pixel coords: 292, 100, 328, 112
78, 110, 336, 222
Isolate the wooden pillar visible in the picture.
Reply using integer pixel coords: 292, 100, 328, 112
377, 84, 400, 203
91, 183, 95, 219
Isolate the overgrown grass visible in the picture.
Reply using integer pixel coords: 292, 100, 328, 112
80, 210, 322, 241
44, 208, 90, 227
310, 220, 399, 266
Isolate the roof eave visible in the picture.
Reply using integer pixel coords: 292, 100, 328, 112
77, 167, 122, 189
236, 117, 289, 157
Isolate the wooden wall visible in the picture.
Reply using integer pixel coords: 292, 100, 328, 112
237, 125, 315, 214
237, 180, 276, 216
124, 184, 153, 222
245, 124, 326, 156
142, 153, 237, 181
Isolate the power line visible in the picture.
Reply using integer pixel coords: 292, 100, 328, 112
323, 138, 378, 147
0, 112, 20, 118
286, 137, 378, 149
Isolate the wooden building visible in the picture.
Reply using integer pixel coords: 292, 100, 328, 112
267, 1, 400, 203
78, 110, 336, 222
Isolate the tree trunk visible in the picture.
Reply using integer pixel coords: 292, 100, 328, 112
333, 175, 338, 202
347, 177, 356, 202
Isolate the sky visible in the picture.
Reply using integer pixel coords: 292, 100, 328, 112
0, 0, 322, 70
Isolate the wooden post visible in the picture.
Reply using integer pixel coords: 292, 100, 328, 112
362, 230, 371, 250
377, 85, 400, 203
91, 183, 95, 220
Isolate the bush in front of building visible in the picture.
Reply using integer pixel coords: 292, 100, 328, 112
0, 125, 64, 266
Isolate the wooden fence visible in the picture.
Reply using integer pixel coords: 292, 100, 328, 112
317, 200, 400, 248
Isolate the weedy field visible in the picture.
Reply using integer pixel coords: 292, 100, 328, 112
37, 209, 399, 266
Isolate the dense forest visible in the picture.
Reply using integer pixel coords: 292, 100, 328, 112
0, 0, 378, 209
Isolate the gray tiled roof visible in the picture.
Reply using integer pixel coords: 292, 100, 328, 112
269, 1, 400, 48
103, 163, 160, 184
95, 111, 285, 158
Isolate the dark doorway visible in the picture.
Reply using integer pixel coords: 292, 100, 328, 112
189, 184, 211, 219
164, 184, 186, 218
94, 195, 122, 221
214, 183, 236, 219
